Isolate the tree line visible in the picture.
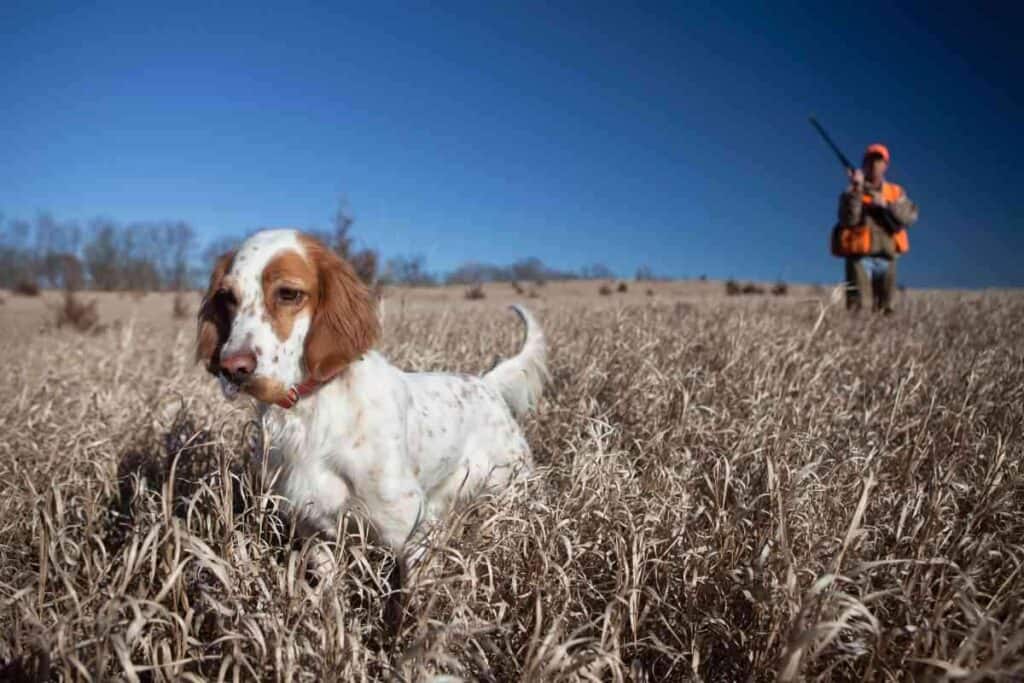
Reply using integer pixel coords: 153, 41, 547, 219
0, 202, 374, 292
2, 204, 645, 292
0, 214, 198, 291
380, 256, 629, 286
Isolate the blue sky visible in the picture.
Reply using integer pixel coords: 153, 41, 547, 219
2, 1, 1021, 287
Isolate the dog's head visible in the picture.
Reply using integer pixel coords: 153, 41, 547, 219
196, 229, 379, 405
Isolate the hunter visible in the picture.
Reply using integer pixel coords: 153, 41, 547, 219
833, 144, 919, 313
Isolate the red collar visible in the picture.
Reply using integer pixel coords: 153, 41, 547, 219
275, 375, 332, 409
274, 358, 364, 409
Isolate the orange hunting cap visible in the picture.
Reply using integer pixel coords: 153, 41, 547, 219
864, 143, 891, 163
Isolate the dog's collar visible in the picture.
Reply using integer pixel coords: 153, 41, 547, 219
275, 368, 347, 409
274, 362, 358, 409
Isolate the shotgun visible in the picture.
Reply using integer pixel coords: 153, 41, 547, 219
810, 115, 903, 237
809, 116, 854, 171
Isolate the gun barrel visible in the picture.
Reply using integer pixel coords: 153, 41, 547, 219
809, 116, 854, 171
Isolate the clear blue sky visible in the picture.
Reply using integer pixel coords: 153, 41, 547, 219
2, 1, 1021, 287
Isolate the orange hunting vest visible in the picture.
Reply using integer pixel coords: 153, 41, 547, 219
832, 181, 910, 257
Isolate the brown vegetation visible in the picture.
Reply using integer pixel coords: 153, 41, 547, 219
1, 290, 1022, 680
13, 280, 40, 296
54, 290, 101, 332
464, 283, 486, 300
172, 291, 190, 319
727, 280, 771, 296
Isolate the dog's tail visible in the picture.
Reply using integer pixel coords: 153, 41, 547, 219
484, 305, 548, 419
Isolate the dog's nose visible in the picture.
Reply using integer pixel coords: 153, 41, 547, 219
220, 350, 257, 376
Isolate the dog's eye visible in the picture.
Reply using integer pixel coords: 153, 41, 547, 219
277, 287, 305, 305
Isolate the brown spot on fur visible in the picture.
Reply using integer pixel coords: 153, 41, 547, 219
196, 251, 236, 368
261, 249, 317, 343
299, 234, 380, 382
244, 376, 291, 404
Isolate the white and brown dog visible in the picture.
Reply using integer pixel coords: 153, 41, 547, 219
197, 229, 546, 580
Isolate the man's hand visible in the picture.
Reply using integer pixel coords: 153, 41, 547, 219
868, 188, 888, 208
847, 168, 864, 191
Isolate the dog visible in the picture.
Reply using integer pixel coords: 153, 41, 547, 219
196, 229, 546, 584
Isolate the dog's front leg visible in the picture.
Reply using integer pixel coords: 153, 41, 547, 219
290, 473, 353, 589
370, 485, 427, 633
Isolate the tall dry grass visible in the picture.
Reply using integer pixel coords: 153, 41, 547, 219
0, 290, 1022, 680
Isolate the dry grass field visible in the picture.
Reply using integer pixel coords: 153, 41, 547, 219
1, 282, 1022, 681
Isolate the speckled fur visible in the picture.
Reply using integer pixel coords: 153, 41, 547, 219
219, 230, 310, 392
210, 229, 547, 570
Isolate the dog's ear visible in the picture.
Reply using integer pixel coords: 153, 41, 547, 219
302, 236, 379, 382
196, 251, 235, 367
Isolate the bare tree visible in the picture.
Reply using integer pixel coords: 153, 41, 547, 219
84, 220, 121, 290
382, 255, 435, 286
509, 257, 547, 282
34, 213, 86, 290
446, 261, 496, 285
332, 198, 356, 259
10, 197, 374, 293
0, 217, 37, 289
446, 257, 578, 285
120, 223, 166, 290
580, 263, 614, 279
41, 252, 85, 290
348, 250, 377, 286
203, 235, 240, 271
35, 213, 60, 286
160, 221, 196, 291
323, 197, 378, 285
635, 265, 656, 281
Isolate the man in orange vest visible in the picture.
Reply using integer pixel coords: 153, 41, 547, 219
834, 144, 919, 313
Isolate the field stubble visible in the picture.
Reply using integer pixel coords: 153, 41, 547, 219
0, 287, 1022, 681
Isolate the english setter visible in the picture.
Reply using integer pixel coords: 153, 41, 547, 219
196, 229, 546, 583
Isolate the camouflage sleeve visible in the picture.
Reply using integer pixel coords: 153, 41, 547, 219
838, 189, 862, 226
887, 191, 919, 227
